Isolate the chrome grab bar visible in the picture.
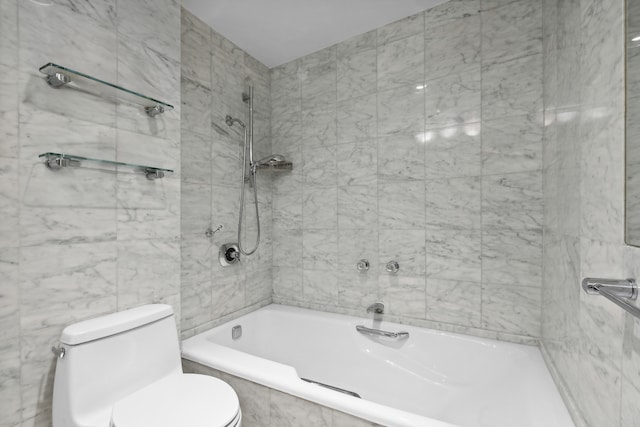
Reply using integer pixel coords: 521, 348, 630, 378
356, 325, 409, 339
582, 277, 640, 320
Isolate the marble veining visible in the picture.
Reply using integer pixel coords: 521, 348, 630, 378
377, 134, 426, 181
377, 34, 425, 91
337, 94, 377, 143
337, 48, 377, 102
7, 1, 183, 424
336, 140, 377, 186
337, 30, 377, 58
481, 53, 544, 121
337, 185, 377, 230
377, 84, 425, 136
425, 70, 481, 128
481, 0, 543, 63
540, 0, 635, 425
377, 12, 424, 45
426, 227, 482, 282
425, 14, 481, 81
270, 0, 546, 343
426, 279, 482, 327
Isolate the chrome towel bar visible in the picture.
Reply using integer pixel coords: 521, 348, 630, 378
356, 325, 409, 339
582, 277, 640, 319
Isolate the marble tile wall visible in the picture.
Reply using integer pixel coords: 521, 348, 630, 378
180, 9, 273, 339
183, 360, 382, 427
0, 1, 181, 425
541, 0, 640, 425
270, 0, 544, 340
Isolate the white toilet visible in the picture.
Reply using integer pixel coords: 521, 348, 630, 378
51, 304, 241, 427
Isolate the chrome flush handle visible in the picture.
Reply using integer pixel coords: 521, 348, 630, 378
51, 346, 65, 359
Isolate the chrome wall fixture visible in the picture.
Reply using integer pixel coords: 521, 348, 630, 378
356, 259, 370, 272
356, 325, 409, 340
51, 345, 66, 359
231, 325, 242, 340
366, 302, 384, 314
582, 277, 640, 319
219, 243, 240, 267
145, 104, 165, 117
205, 224, 223, 238
226, 84, 292, 257
385, 261, 400, 273
46, 72, 70, 88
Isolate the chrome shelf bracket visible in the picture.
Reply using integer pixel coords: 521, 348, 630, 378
46, 72, 71, 88
144, 168, 165, 180
145, 104, 165, 117
44, 155, 80, 170
582, 277, 640, 319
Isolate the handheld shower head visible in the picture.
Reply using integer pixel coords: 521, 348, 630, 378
254, 154, 286, 167
225, 115, 246, 128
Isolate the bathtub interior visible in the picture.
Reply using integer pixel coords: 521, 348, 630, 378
193, 305, 573, 427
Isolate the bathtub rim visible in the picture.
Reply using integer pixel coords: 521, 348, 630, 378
182, 305, 462, 427
181, 303, 566, 427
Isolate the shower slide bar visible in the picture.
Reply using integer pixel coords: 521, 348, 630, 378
582, 277, 640, 319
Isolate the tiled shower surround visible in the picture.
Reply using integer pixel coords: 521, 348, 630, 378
1, 1, 639, 427
541, 0, 640, 425
180, 10, 273, 337
270, 0, 544, 340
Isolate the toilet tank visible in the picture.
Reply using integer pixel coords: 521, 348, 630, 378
52, 305, 182, 427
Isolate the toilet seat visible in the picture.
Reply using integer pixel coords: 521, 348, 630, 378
111, 374, 241, 427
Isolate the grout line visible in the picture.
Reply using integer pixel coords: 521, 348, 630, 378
538, 0, 547, 344
479, 2, 485, 328
375, 26, 381, 303
209, 26, 215, 322
15, 0, 23, 423
114, 0, 120, 310
334, 44, 340, 305
422, 10, 428, 321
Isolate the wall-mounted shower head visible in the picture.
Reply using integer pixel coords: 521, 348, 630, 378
225, 115, 246, 128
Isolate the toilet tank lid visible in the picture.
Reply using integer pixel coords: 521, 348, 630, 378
60, 304, 174, 345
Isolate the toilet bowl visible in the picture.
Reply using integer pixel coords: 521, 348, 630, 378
51, 304, 241, 427
110, 374, 241, 427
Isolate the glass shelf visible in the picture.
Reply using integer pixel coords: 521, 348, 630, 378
39, 62, 174, 117
39, 152, 173, 180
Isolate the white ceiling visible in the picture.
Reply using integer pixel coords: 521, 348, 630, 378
183, 0, 447, 68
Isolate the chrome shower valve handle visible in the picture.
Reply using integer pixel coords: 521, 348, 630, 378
356, 259, 370, 272
386, 261, 400, 273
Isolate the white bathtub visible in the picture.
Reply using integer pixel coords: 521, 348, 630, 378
182, 304, 574, 427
